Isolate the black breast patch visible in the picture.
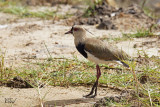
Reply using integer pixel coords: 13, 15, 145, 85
76, 43, 88, 58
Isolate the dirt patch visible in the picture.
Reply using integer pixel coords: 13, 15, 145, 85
0, 13, 17, 25
10, 24, 43, 36
133, 37, 160, 49
6, 76, 33, 88
73, 1, 157, 31
0, 86, 122, 107
116, 37, 160, 57
94, 89, 141, 107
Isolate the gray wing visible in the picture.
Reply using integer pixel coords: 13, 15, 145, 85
84, 38, 129, 61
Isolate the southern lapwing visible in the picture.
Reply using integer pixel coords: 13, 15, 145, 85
65, 25, 130, 98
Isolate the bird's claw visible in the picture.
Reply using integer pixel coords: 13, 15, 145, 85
83, 94, 97, 98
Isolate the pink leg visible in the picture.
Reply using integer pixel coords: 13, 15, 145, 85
96, 64, 101, 80
84, 64, 101, 98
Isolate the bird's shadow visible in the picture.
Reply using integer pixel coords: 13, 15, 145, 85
35, 98, 101, 107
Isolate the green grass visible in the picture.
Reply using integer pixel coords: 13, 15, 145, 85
143, 7, 160, 19
99, 28, 156, 42
83, 0, 103, 17
0, 52, 5, 80
0, 52, 159, 106
0, 0, 72, 19
124, 28, 154, 38
2, 7, 56, 19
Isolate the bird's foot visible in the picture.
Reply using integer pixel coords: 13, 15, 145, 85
83, 90, 95, 98
83, 93, 97, 98
83, 82, 97, 98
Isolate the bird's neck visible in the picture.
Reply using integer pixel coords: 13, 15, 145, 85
74, 34, 86, 46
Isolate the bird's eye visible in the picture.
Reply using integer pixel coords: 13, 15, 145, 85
74, 28, 78, 31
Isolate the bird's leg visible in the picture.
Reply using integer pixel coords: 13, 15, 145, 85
96, 64, 101, 80
83, 64, 101, 98
94, 64, 101, 95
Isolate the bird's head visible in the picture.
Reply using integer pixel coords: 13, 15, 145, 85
65, 25, 86, 38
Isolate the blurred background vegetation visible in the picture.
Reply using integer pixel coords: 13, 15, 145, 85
0, 0, 160, 18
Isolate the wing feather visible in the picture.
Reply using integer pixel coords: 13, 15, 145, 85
84, 38, 129, 61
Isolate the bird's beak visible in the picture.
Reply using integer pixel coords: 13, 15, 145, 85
65, 26, 74, 34
65, 29, 73, 34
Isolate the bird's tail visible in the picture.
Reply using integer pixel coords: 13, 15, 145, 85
116, 60, 129, 68
120, 61, 129, 68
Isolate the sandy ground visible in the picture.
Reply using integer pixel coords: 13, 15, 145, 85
0, 8, 159, 106
0, 86, 122, 107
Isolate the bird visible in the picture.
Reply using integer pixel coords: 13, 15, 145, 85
65, 25, 130, 98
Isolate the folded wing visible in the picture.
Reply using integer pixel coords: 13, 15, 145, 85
84, 38, 129, 61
